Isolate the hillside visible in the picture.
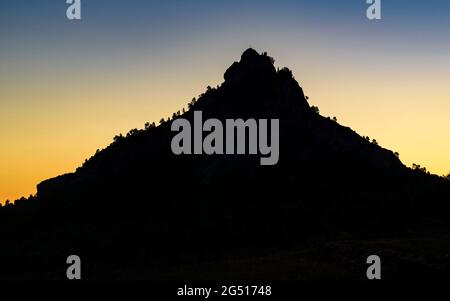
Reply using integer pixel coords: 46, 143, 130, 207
1, 48, 450, 280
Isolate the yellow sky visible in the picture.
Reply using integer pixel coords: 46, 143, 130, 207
3, 1, 450, 206
0, 58, 223, 204
1, 51, 450, 204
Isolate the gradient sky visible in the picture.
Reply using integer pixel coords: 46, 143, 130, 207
1, 0, 450, 203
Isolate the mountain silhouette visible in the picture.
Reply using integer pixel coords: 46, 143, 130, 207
1, 49, 450, 280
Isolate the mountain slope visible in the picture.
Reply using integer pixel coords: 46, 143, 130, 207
1, 48, 450, 280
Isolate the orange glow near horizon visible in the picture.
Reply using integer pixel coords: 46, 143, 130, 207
1, 54, 450, 205
3, 2, 450, 205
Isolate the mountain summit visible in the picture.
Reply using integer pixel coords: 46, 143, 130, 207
1, 49, 450, 280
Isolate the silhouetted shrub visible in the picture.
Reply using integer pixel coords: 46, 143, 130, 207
127, 129, 139, 137
278, 67, 294, 79
188, 98, 197, 109
113, 134, 124, 143
311, 106, 320, 114
412, 163, 428, 173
